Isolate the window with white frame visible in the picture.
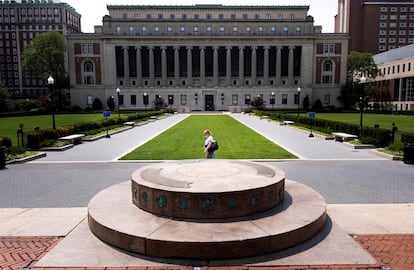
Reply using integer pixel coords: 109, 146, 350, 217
83, 60, 95, 85
141, 26, 147, 35
232, 26, 238, 35
323, 44, 335, 54
245, 26, 251, 35
232, 94, 238, 105
180, 26, 185, 35
322, 60, 333, 84
258, 26, 264, 35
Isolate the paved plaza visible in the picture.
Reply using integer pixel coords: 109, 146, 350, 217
0, 113, 413, 270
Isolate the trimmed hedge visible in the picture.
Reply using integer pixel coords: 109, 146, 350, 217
256, 110, 391, 147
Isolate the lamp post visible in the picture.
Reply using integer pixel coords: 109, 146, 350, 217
297, 86, 301, 119
47, 75, 56, 130
143, 92, 148, 111
270, 92, 275, 110
116, 88, 121, 120
359, 75, 367, 135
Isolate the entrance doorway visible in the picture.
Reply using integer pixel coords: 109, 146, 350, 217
205, 95, 215, 111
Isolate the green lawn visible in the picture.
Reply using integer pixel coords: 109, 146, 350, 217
121, 115, 297, 160
305, 113, 414, 133
0, 113, 129, 145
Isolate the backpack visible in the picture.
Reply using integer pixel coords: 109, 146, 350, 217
209, 141, 219, 152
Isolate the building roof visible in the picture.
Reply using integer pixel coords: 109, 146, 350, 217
373, 44, 414, 64
106, 4, 310, 11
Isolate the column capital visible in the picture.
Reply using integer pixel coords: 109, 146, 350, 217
134, 46, 141, 50
200, 46, 206, 50
186, 46, 193, 50
226, 46, 232, 50
238, 45, 245, 50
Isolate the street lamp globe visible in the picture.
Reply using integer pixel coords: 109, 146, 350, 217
47, 75, 54, 85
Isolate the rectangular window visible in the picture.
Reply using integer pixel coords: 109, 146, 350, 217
244, 94, 250, 105
323, 75, 332, 84
170, 14, 175, 19
119, 95, 124, 105
194, 14, 199, 20
154, 26, 160, 35
167, 26, 173, 35
271, 26, 276, 35
231, 14, 236, 20
219, 26, 225, 35
266, 14, 271, 20
193, 26, 199, 35
128, 26, 135, 36
283, 26, 288, 35
180, 94, 187, 105
180, 26, 185, 35
245, 26, 251, 35
158, 14, 163, 19
115, 26, 121, 35
295, 26, 301, 35
232, 94, 238, 105
258, 26, 264, 36
232, 26, 238, 35
282, 94, 288, 104
323, 44, 335, 54
131, 95, 137, 105
168, 95, 174, 105
86, 95, 93, 106
206, 26, 212, 35
141, 26, 147, 35
324, 94, 331, 104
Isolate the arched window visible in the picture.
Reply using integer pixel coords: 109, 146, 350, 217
83, 61, 94, 72
322, 60, 334, 84
82, 60, 95, 85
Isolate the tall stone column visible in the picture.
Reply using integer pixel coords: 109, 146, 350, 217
149, 46, 155, 86
213, 46, 219, 85
251, 46, 257, 86
187, 46, 192, 86
161, 46, 167, 86
276, 46, 282, 85
200, 46, 206, 86
135, 46, 142, 86
123, 46, 129, 85
239, 46, 244, 86
174, 46, 180, 86
226, 46, 232, 85
263, 46, 269, 86
288, 46, 295, 85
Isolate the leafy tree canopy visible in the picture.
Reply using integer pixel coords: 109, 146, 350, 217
347, 51, 380, 83
22, 31, 67, 84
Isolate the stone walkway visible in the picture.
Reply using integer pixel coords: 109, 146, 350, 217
1, 113, 413, 270
1, 234, 413, 269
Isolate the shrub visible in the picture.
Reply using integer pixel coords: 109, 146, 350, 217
388, 141, 404, 152
26, 131, 43, 150
57, 125, 75, 137
0, 136, 12, 148
42, 129, 59, 140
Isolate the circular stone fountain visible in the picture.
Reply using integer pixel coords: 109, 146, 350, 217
88, 160, 327, 260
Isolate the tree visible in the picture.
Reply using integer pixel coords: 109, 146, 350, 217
249, 96, 265, 110
338, 51, 380, 109
22, 31, 67, 86
0, 82, 10, 112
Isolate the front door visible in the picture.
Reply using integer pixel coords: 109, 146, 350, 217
205, 95, 214, 111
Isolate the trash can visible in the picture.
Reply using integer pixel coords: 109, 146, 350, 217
403, 144, 414, 164
0, 146, 5, 169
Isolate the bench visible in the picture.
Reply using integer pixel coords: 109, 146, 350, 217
331, 132, 358, 142
59, 134, 85, 145
124, 121, 135, 127
281, 120, 295, 125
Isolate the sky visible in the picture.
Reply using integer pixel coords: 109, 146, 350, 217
63, 0, 338, 33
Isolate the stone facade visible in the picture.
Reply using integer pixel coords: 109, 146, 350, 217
67, 4, 348, 111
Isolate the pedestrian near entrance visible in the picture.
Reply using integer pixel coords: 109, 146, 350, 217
203, 129, 216, 159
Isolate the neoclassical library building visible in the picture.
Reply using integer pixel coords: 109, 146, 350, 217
67, 4, 348, 111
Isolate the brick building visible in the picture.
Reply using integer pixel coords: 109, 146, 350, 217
373, 43, 414, 111
67, 4, 349, 111
0, 0, 81, 98
335, 0, 414, 54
